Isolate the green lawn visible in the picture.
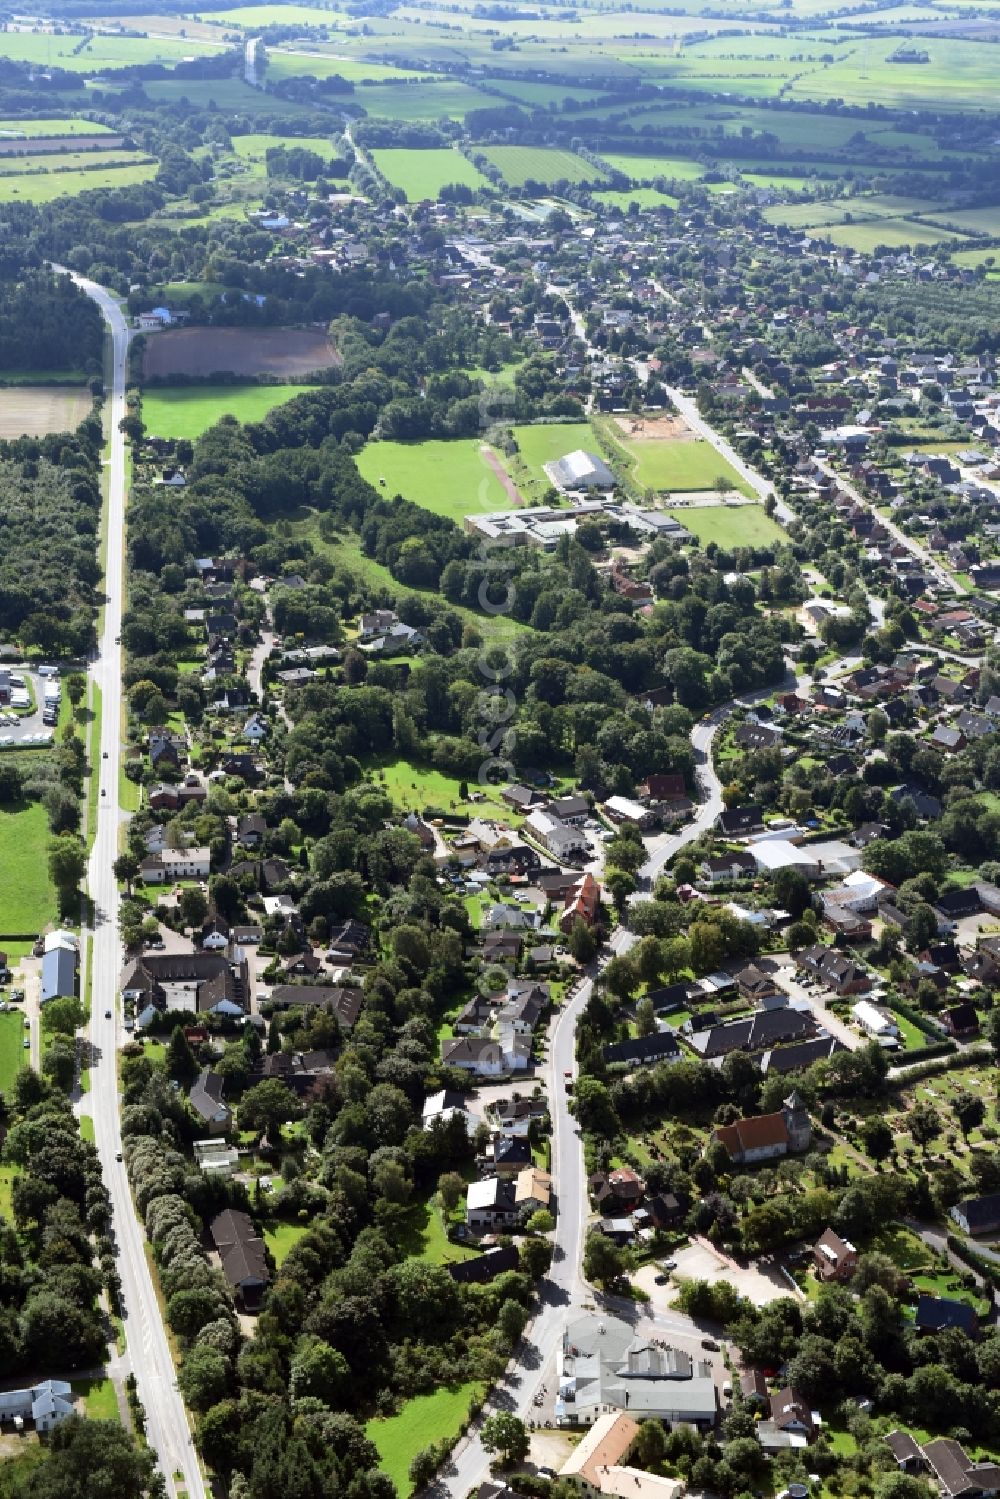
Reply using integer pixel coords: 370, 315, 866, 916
0, 1012, 26, 1095
79, 1116, 95, 1143
371, 146, 488, 200
868, 1223, 929, 1273
0, 802, 56, 932
366, 1383, 484, 1496
0, 1164, 17, 1220
356, 438, 513, 522
72, 1377, 119, 1422
668, 503, 786, 548
371, 758, 515, 818
142, 384, 321, 440
263, 1220, 308, 1267
624, 436, 751, 496
508, 421, 596, 498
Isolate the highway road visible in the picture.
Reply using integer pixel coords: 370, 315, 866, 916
66, 273, 207, 1499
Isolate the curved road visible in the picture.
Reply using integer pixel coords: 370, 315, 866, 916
64, 273, 207, 1499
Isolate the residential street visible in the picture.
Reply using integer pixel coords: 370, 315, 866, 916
68, 273, 207, 1499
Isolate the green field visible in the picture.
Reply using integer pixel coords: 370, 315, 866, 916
371, 757, 516, 818
72, 1378, 119, 1423
142, 77, 317, 113
0, 161, 158, 203
200, 3, 346, 23
370, 146, 487, 201
924, 206, 1000, 236
668, 503, 787, 548
231, 132, 347, 167
600, 152, 707, 183
0, 117, 115, 137
366, 1383, 483, 1497
356, 438, 512, 521
625, 437, 752, 496
0, 148, 153, 176
353, 82, 498, 122
786, 38, 1000, 111
266, 53, 429, 83
263, 1221, 308, 1267
142, 384, 321, 440
510, 421, 595, 484
951, 247, 1000, 270
817, 218, 965, 251
592, 187, 679, 212
0, 30, 223, 70
479, 145, 607, 188
0, 802, 56, 933
0, 1012, 26, 1095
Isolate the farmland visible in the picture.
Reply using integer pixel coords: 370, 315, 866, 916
478, 145, 608, 188
599, 153, 707, 182
142, 384, 321, 440
0, 30, 225, 71
351, 82, 498, 122
667, 503, 788, 549
143, 327, 340, 379
370, 147, 487, 201
231, 133, 347, 168
0, 148, 152, 175
817, 218, 965, 252
356, 438, 515, 521
592, 187, 679, 212
0, 803, 56, 934
0, 386, 93, 437
622, 436, 753, 497
0, 117, 115, 137
0, 161, 158, 203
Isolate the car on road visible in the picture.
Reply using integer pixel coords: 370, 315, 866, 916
654, 1274, 668, 1284
103, 751, 108, 759
22, 1038, 29, 1049
105, 1010, 112, 1019
660, 1258, 677, 1271
115, 1152, 123, 1162
701, 1337, 719, 1351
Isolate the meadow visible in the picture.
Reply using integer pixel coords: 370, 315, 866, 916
668, 503, 788, 549
355, 438, 513, 522
923, 206, 1000, 236
0, 30, 224, 70
0, 161, 158, 202
141, 77, 318, 113
0, 1012, 25, 1096
352, 81, 498, 122
786, 38, 1000, 111
0, 117, 115, 137
371, 758, 515, 818
0, 148, 152, 176
142, 384, 321, 440
231, 132, 346, 167
265, 52, 427, 82
366, 1384, 483, 1498
0, 803, 57, 933
599, 151, 706, 183
0, 386, 93, 437
592, 187, 679, 212
624, 437, 752, 496
370, 146, 487, 201
200, 3, 347, 24
479, 145, 607, 188
818, 217, 965, 251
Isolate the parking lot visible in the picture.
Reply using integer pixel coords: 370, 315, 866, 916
0, 664, 60, 749
645, 1239, 798, 1307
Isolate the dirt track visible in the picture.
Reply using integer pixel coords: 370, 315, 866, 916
614, 412, 693, 441
143, 326, 340, 379
481, 442, 524, 507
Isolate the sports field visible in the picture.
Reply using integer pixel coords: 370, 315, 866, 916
479, 145, 607, 188
370, 147, 487, 201
624, 437, 751, 496
0, 803, 56, 933
356, 439, 513, 522
142, 384, 322, 440
668, 503, 786, 549
0, 386, 94, 437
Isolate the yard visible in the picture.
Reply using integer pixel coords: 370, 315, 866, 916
71, 1377, 119, 1422
667, 503, 787, 548
366, 1382, 484, 1496
263, 1221, 308, 1267
355, 437, 514, 521
0, 802, 56, 933
0, 1012, 26, 1095
142, 384, 321, 440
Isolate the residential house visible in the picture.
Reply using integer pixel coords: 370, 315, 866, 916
941, 1002, 980, 1038
466, 1176, 518, 1231
769, 1387, 818, 1440
852, 999, 900, 1042
561, 872, 601, 933
602, 1030, 681, 1068
193, 1139, 240, 1176
700, 852, 756, 886
121, 952, 249, 1018
589, 1168, 644, 1211
813, 1227, 858, 1282
797, 945, 870, 995
716, 805, 764, 837
525, 808, 588, 859
514, 1166, 552, 1219
441, 1036, 529, 1076
189, 1068, 231, 1135
263, 985, 363, 1029
604, 795, 655, 829
884, 1432, 924, 1474
922, 1439, 1000, 1499
210, 1208, 269, 1308
41, 943, 77, 1004
689, 1007, 816, 1059
951, 1193, 1000, 1237
140, 846, 211, 884
914, 1296, 979, 1338
492, 1136, 532, 1177
0, 1381, 76, 1433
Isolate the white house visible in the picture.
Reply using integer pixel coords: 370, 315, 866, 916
604, 795, 654, 829
243, 713, 269, 743
852, 999, 899, 1040
0, 1380, 76, 1433
140, 847, 211, 884
525, 808, 588, 859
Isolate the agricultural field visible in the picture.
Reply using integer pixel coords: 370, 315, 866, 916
370, 146, 487, 201
264, 52, 428, 82
622, 435, 752, 496
199, 3, 347, 24
0, 1012, 25, 1096
599, 151, 707, 183
230, 133, 346, 167
141, 77, 318, 113
366, 1383, 483, 1498
491, 80, 610, 107
142, 384, 321, 440
355, 438, 515, 522
817, 217, 965, 251
786, 37, 1000, 111
478, 145, 608, 188
351, 82, 498, 122
764, 193, 946, 229
0, 160, 158, 202
667, 503, 788, 549
0, 117, 115, 137
0, 29, 224, 70
0, 385, 94, 437
923, 206, 1000, 236
0, 803, 56, 934
142, 327, 340, 379
592, 187, 679, 212
951, 247, 1000, 271
0, 147, 151, 175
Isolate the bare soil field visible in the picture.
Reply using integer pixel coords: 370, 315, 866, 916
481, 442, 524, 506
142, 326, 340, 379
614, 412, 693, 440
0, 385, 93, 436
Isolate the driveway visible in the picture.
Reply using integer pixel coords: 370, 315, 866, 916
777, 965, 861, 1052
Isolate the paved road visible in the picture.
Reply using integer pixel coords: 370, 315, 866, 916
664, 384, 775, 506
813, 457, 963, 597
65, 273, 207, 1499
